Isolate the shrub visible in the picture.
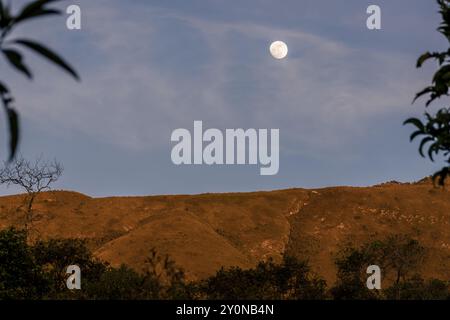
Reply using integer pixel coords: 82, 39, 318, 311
331, 235, 432, 300
197, 256, 327, 300
0, 228, 191, 299
331, 246, 380, 300
32, 238, 107, 299
385, 275, 450, 300
0, 228, 448, 300
0, 228, 48, 299
82, 265, 154, 300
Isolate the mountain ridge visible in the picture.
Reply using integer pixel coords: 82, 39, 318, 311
0, 178, 448, 284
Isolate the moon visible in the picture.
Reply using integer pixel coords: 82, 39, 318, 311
270, 41, 288, 59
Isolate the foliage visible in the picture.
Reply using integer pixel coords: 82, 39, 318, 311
384, 275, 450, 300
405, 0, 450, 185
331, 235, 428, 300
0, 228, 447, 300
0, 228, 48, 299
0, 0, 79, 161
82, 265, 156, 300
331, 243, 383, 300
32, 238, 107, 298
197, 255, 327, 300
83, 257, 192, 300
142, 248, 191, 299
0, 228, 191, 300
382, 235, 425, 287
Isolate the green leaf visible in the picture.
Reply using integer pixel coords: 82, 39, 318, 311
432, 64, 450, 83
15, 0, 61, 23
6, 107, 19, 161
419, 137, 434, 158
0, 81, 9, 94
0, 1, 12, 28
417, 52, 431, 68
413, 87, 433, 104
13, 39, 79, 81
409, 130, 423, 142
2, 49, 33, 79
428, 143, 438, 161
403, 118, 425, 131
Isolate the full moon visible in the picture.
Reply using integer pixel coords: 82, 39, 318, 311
270, 41, 288, 59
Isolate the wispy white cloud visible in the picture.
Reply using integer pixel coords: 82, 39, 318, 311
7, 1, 429, 160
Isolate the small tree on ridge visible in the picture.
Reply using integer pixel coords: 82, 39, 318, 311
0, 154, 63, 231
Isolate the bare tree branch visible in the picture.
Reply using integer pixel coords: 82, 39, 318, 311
0, 154, 63, 232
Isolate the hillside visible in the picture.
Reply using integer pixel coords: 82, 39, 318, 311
0, 179, 449, 284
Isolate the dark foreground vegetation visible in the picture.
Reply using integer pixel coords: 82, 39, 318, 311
0, 228, 448, 300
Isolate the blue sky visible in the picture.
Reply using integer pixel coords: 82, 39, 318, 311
0, 0, 447, 196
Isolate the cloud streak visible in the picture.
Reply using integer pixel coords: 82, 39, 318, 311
0, 0, 442, 195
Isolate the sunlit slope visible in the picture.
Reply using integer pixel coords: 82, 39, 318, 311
0, 180, 448, 283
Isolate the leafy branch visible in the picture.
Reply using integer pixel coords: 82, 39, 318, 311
0, 0, 79, 160
404, 0, 450, 185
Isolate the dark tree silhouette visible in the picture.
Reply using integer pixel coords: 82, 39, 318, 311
0, 0, 79, 161
331, 235, 426, 300
0, 155, 63, 231
405, 0, 450, 185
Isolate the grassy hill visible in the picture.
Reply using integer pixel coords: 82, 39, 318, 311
0, 179, 448, 284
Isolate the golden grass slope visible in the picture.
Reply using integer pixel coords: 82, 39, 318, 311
0, 179, 448, 284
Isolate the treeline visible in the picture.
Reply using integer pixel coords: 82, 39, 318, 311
0, 228, 448, 300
